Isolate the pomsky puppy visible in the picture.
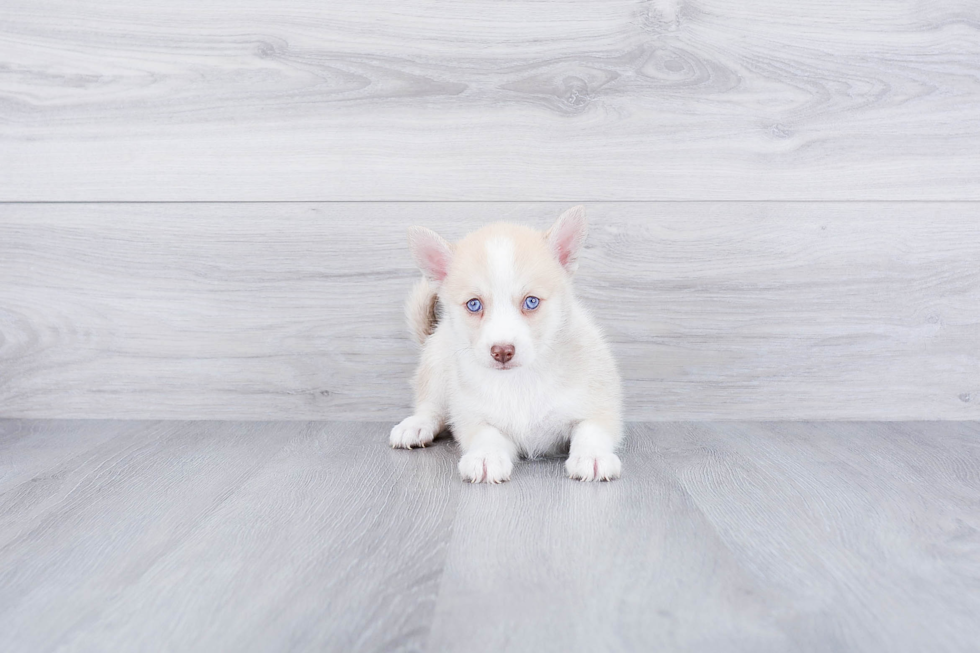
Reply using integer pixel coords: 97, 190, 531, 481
390, 206, 623, 483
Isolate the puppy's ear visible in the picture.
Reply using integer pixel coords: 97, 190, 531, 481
408, 226, 454, 282
545, 205, 588, 273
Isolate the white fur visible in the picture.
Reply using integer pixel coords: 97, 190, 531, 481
477, 237, 535, 369
391, 206, 623, 483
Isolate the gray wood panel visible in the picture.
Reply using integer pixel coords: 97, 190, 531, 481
0, 420, 461, 652
428, 423, 790, 651
1, 420, 979, 652
1, 1, 979, 200
429, 421, 980, 652
1, 202, 978, 421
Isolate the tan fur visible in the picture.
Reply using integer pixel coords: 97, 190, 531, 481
405, 278, 439, 345
442, 223, 564, 311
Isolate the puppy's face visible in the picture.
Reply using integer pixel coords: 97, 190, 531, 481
409, 207, 588, 371
442, 227, 565, 370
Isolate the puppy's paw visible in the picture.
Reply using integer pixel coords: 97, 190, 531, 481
390, 415, 438, 449
458, 451, 513, 484
566, 452, 621, 482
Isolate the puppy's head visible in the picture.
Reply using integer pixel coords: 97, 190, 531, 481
408, 206, 588, 370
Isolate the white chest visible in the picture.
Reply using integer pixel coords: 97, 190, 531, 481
451, 364, 583, 457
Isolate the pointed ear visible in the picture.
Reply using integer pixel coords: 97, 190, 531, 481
545, 205, 588, 273
407, 226, 454, 282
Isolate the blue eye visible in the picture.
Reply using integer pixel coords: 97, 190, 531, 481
523, 296, 540, 310
466, 298, 483, 312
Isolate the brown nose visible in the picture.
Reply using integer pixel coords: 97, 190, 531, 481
490, 344, 515, 364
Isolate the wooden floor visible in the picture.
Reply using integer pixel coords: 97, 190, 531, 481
2, 420, 978, 652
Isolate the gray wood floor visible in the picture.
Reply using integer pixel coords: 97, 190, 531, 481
2, 420, 978, 652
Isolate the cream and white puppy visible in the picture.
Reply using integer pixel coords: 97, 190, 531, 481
390, 206, 623, 483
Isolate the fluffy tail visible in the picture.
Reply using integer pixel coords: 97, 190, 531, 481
405, 277, 439, 345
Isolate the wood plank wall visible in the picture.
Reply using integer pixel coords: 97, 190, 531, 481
1, 1, 978, 419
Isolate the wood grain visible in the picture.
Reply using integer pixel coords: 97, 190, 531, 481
2, 420, 979, 651
429, 421, 980, 652
1, 202, 977, 421
428, 423, 793, 652
0, 420, 461, 652
1, 1, 979, 200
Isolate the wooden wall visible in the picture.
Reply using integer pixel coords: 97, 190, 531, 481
2, 203, 977, 420
1, 1, 978, 420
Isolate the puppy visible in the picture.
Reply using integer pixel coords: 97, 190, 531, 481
390, 206, 623, 483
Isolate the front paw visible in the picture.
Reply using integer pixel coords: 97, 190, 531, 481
390, 415, 438, 449
566, 452, 621, 482
458, 451, 513, 484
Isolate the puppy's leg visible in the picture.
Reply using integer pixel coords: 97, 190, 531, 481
457, 424, 516, 484
566, 419, 622, 481
390, 404, 444, 449
390, 352, 445, 449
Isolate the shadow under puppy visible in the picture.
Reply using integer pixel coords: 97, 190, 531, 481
391, 206, 623, 483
